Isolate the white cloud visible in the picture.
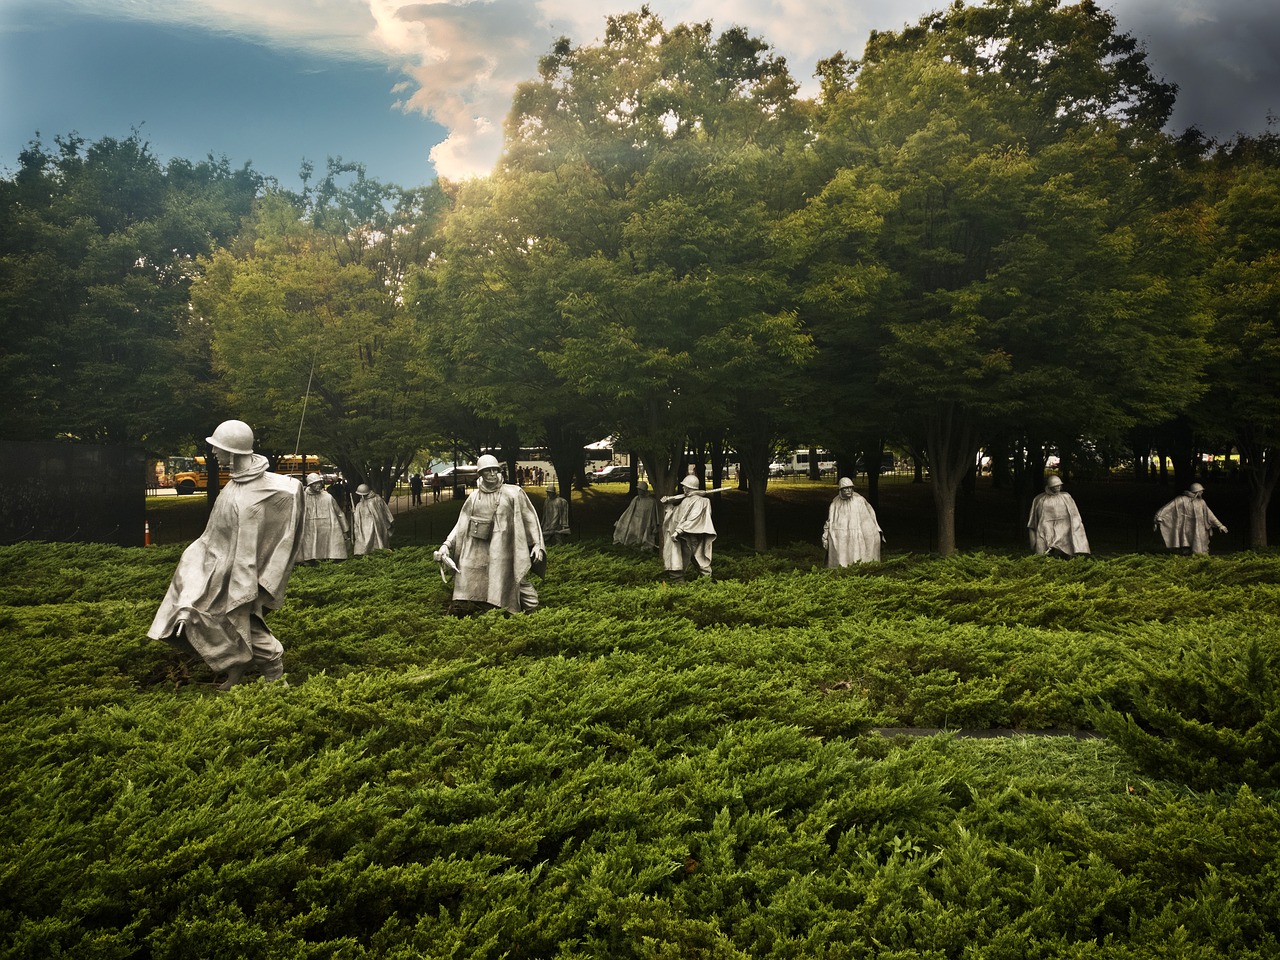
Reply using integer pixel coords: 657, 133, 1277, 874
370, 1, 551, 179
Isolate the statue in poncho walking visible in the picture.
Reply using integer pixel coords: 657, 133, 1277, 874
1027, 475, 1090, 557
352, 483, 394, 554
148, 420, 304, 690
435, 455, 546, 614
1155, 482, 1227, 554
541, 485, 571, 545
613, 480, 662, 550
822, 477, 884, 566
662, 474, 720, 580
299, 472, 349, 562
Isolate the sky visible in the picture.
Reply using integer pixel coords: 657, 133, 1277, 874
2, 0, 1277, 189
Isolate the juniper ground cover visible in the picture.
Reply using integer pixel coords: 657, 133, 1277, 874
2, 479, 1278, 958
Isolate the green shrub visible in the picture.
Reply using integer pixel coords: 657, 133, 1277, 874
3, 542, 1280, 958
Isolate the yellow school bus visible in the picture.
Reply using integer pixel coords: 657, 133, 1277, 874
166, 456, 231, 495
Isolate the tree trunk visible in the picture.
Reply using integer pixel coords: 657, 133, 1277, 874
1240, 440, 1278, 549
861, 437, 883, 510
544, 420, 588, 505
709, 434, 727, 490
925, 403, 980, 557
639, 444, 682, 502
737, 443, 772, 552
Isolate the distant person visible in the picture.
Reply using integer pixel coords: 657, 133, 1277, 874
434, 455, 545, 614
613, 480, 662, 551
662, 474, 718, 580
430, 471, 442, 503
1027, 475, 1090, 557
822, 477, 883, 566
147, 419, 303, 690
409, 472, 424, 506
299, 472, 349, 562
352, 483, 394, 554
1155, 482, 1228, 555
328, 477, 351, 515
541, 485, 571, 545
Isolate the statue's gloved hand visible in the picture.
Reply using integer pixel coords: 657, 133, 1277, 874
433, 543, 451, 562
531, 545, 546, 564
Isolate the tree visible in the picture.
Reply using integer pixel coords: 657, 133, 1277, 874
0, 133, 260, 451
194, 165, 450, 496
1197, 134, 1280, 547
804, 0, 1211, 554
411, 175, 611, 502
471, 9, 814, 524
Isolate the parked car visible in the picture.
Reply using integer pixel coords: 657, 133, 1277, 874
591, 464, 633, 484
855, 452, 898, 473
432, 464, 481, 487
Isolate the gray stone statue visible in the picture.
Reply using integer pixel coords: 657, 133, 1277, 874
661, 474, 719, 580
1155, 482, 1227, 554
613, 480, 662, 550
299, 472, 349, 562
147, 419, 304, 690
822, 477, 883, 566
541, 485, 571, 545
1027, 475, 1090, 556
352, 482, 394, 554
434, 454, 546, 614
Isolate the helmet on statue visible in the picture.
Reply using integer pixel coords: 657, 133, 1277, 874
205, 419, 255, 455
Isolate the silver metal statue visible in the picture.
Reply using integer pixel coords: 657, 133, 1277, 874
541, 485, 571, 545
613, 480, 662, 550
1026, 475, 1090, 556
1155, 482, 1227, 554
434, 455, 546, 613
299, 472, 349, 562
661, 474, 721, 580
147, 420, 304, 690
822, 477, 884, 566
352, 482, 394, 554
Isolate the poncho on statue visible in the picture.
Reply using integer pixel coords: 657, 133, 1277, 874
442, 480, 545, 614
1027, 481, 1090, 556
614, 488, 661, 550
353, 489, 393, 554
662, 487, 716, 578
542, 491, 571, 544
823, 484, 882, 566
300, 482, 349, 561
1155, 486, 1227, 554
148, 454, 304, 673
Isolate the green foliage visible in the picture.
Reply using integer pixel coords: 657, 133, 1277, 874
799, 0, 1210, 555
1092, 630, 1280, 791
0, 133, 261, 450
195, 172, 452, 495
3, 542, 1280, 957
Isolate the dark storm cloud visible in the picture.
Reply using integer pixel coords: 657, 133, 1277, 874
1110, 0, 1280, 140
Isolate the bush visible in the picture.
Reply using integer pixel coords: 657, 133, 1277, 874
2, 542, 1279, 957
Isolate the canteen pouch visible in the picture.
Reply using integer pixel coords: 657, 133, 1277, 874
470, 517, 494, 540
